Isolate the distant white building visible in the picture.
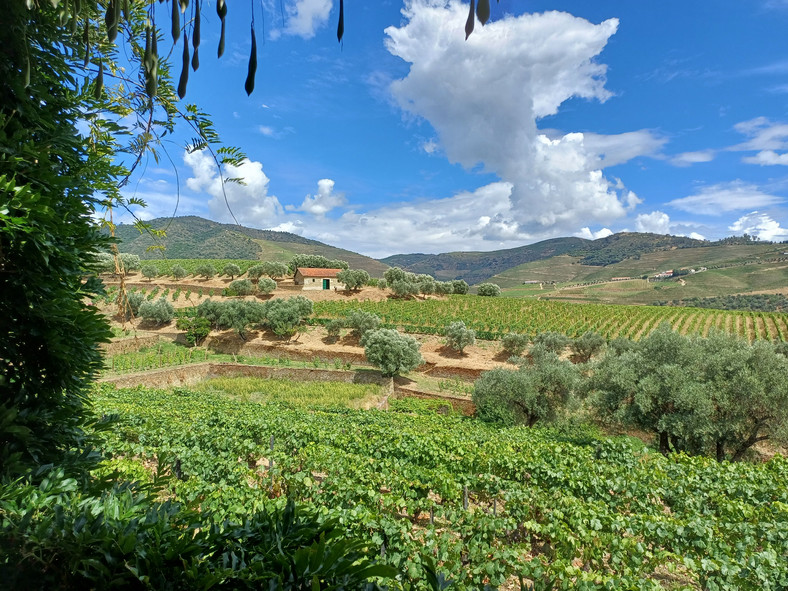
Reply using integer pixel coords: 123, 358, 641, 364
293, 267, 345, 291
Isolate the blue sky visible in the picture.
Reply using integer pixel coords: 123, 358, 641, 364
116, 0, 788, 257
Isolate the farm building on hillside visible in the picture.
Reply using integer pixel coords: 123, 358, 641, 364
294, 268, 345, 291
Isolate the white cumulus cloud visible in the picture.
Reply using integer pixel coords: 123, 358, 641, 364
290, 178, 346, 217
184, 149, 284, 226
281, 0, 332, 39
730, 117, 788, 165
576, 227, 614, 240
635, 211, 671, 234
728, 211, 788, 241
670, 150, 716, 167
384, 2, 655, 236
667, 181, 783, 215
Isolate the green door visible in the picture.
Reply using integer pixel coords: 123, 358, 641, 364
323, 279, 330, 290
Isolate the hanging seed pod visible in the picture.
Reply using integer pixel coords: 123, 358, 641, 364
179, 0, 189, 11
83, 21, 90, 66
245, 23, 257, 95
192, 0, 201, 47
94, 59, 104, 98
144, 27, 159, 99
217, 0, 227, 57
476, 0, 490, 25
122, 0, 130, 20
191, 46, 199, 71
105, 0, 118, 42
465, 0, 475, 40
171, 0, 180, 43
337, 0, 344, 43
23, 51, 30, 88
178, 31, 189, 98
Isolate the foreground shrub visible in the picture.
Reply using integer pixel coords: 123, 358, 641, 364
118, 290, 145, 320
501, 333, 530, 357
533, 331, 570, 353
444, 321, 475, 354
476, 282, 501, 297
362, 328, 423, 377
171, 264, 188, 280
138, 297, 175, 325
257, 277, 277, 294
571, 331, 606, 362
176, 316, 211, 346
141, 264, 159, 280
345, 309, 381, 340
227, 278, 255, 296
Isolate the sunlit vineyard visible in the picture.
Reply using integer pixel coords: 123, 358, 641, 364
313, 296, 788, 342
94, 385, 788, 590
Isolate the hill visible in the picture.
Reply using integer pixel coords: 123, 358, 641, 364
381, 232, 706, 285
113, 216, 389, 276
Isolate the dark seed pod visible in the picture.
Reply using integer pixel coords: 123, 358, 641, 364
83, 21, 90, 66
178, 31, 189, 98
94, 59, 104, 99
122, 0, 130, 20
217, 0, 227, 57
337, 0, 344, 43
476, 0, 490, 25
465, 0, 475, 40
171, 0, 180, 42
245, 23, 257, 96
105, 0, 118, 42
191, 45, 199, 71
192, 0, 201, 47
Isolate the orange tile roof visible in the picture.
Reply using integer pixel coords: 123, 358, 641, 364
296, 267, 342, 278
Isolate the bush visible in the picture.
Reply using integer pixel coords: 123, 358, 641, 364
247, 264, 265, 282
377, 278, 388, 290
263, 296, 313, 338
391, 280, 419, 298
476, 282, 501, 297
222, 263, 241, 280
419, 280, 436, 296
501, 333, 530, 357
435, 281, 454, 295
118, 252, 140, 275
326, 318, 345, 340
217, 300, 266, 340
171, 265, 188, 280
257, 277, 277, 294
337, 269, 370, 291
227, 279, 256, 296
345, 309, 381, 340
176, 316, 211, 346
533, 331, 570, 353
571, 331, 606, 363
451, 279, 469, 295
141, 264, 159, 280
362, 329, 424, 377
93, 251, 115, 273
194, 263, 216, 279
444, 321, 475, 354
384, 267, 408, 284
138, 297, 175, 325
118, 290, 145, 320
473, 358, 579, 427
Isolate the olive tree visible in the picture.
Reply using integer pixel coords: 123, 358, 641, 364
139, 297, 175, 325
362, 329, 424, 377
473, 354, 579, 427
501, 333, 530, 357
444, 321, 476, 354
533, 331, 570, 354
476, 282, 501, 297
337, 269, 370, 291
222, 263, 241, 280
194, 263, 216, 280
141, 263, 159, 281
452, 280, 469, 295
257, 277, 277, 294
227, 279, 255, 296
571, 331, 606, 363
345, 309, 381, 340
171, 265, 188, 280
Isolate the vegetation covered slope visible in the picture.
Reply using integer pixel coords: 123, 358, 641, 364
114, 216, 389, 275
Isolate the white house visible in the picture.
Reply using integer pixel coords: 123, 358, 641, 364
293, 267, 345, 291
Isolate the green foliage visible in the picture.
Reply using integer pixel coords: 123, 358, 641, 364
476, 282, 501, 297
93, 251, 116, 273
118, 290, 145, 320
345, 309, 381, 340
384, 267, 408, 284
139, 297, 175, 325
474, 354, 579, 427
337, 268, 371, 291
247, 264, 265, 281
263, 296, 313, 338
198, 300, 266, 340
261, 261, 290, 279
257, 277, 277, 294
435, 281, 455, 295
118, 252, 141, 275
176, 316, 211, 346
376, 278, 388, 290
391, 279, 420, 299
222, 263, 241, 279
141, 263, 159, 280
0, 470, 393, 589
660, 293, 788, 312
362, 329, 424, 377
171, 264, 188, 280
501, 333, 530, 357
289, 254, 348, 274
194, 263, 216, 279
570, 331, 606, 362
533, 331, 571, 353
443, 321, 475, 354
226, 278, 255, 296
591, 325, 788, 460
325, 318, 345, 340
451, 280, 469, 295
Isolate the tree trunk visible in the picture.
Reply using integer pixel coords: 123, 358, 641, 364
658, 431, 670, 456
716, 439, 726, 462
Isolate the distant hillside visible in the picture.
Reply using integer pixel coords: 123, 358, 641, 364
381, 237, 589, 285
381, 233, 706, 285
113, 216, 389, 276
